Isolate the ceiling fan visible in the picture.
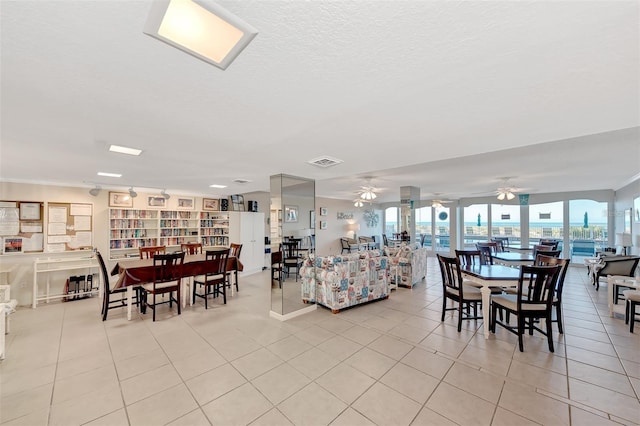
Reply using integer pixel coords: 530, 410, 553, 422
425, 193, 454, 208
430, 199, 453, 209
494, 177, 531, 201
355, 178, 381, 201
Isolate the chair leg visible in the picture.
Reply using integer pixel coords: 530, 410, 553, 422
630, 301, 637, 333
457, 303, 463, 332
546, 315, 555, 353
441, 297, 446, 322
556, 303, 564, 334
625, 299, 630, 324
517, 316, 525, 352
152, 293, 156, 322
176, 288, 181, 315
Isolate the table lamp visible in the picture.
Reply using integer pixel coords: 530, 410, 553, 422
347, 223, 360, 240
615, 233, 632, 256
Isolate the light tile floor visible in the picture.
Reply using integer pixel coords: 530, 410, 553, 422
1, 258, 639, 426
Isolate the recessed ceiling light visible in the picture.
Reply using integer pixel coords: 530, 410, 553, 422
209, 184, 227, 188
109, 145, 142, 156
143, 0, 258, 70
97, 172, 122, 178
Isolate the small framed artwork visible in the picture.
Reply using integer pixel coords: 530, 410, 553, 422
320, 221, 327, 230
109, 192, 133, 208
284, 205, 298, 223
231, 194, 245, 211
177, 197, 194, 210
147, 196, 166, 208
320, 207, 327, 216
203, 198, 219, 211
634, 196, 640, 223
4, 237, 23, 253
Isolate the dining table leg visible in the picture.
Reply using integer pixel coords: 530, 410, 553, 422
480, 286, 492, 339
127, 286, 133, 321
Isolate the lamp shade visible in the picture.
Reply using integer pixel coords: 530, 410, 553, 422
615, 233, 632, 247
347, 223, 360, 232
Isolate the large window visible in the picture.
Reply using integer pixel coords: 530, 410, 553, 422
463, 204, 488, 247
529, 201, 563, 246
491, 204, 521, 243
385, 207, 398, 236
569, 199, 608, 258
415, 206, 432, 248
435, 207, 450, 252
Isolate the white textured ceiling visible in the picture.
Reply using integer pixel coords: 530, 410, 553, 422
1, 1, 638, 203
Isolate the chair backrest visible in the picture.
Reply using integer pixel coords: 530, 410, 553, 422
455, 249, 484, 266
490, 238, 506, 252
281, 241, 300, 260
205, 249, 229, 277
517, 264, 561, 310
230, 243, 243, 258
419, 234, 426, 247
382, 234, 389, 246
140, 245, 166, 259
475, 243, 496, 264
340, 238, 350, 250
533, 245, 561, 258
271, 250, 283, 265
539, 239, 559, 250
437, 254, 466, 297
401, 231, 410, 242
152, 252, 185, 286
180, 242, 202, 255
96, 251, 112, 294
535, 255, 570, 298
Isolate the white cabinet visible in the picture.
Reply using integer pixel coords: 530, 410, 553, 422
229, 212, 265, 275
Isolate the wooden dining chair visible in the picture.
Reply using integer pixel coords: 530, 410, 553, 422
180, 242, 202, 255
536, 255, 570, 334
271, 251, 284, 286
281, 241, 303, 281
437, 254, 483, 332
139, 245, 166, 259
490, 264, 561, 352
97, 251, 138, 321
475, 242, 496, 265
139, 252, 184, 321
193, 249, 229, 308
228, 243, 243, 292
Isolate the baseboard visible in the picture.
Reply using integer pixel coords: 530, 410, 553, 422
269, 304, 316, 321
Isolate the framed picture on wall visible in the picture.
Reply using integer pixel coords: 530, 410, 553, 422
320, 221, 327, 230
284, 205, 298, 223
177, 197, 194, 210
109, 192, 133, 208
202, 198, 219, 211
634, 196, 640, 223
320, 207, 327, 216
147, 196, 166, 208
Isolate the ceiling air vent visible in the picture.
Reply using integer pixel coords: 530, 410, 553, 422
233, 178, 252, 184
307, 156, 344, 168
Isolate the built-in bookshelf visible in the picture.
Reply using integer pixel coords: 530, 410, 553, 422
159, 210, 199, 247
109, 209, 229, 259
199, 212, 229, 247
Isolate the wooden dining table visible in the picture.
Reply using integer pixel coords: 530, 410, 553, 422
461, 264, 521, 339
110, 249, 243, 320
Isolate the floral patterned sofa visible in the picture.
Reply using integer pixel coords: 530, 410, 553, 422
385, 243, 428, 288
300, 250, 390, 313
